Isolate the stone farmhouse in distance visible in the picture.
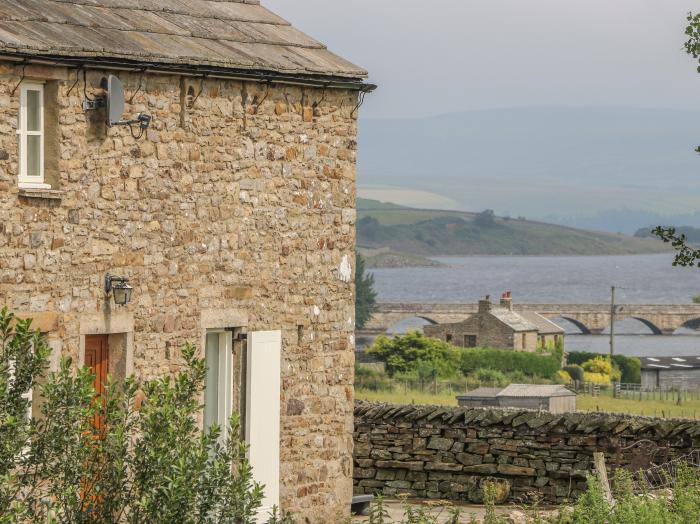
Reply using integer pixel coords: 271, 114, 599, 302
0, 1, 372, 521
424, 292, 564, 351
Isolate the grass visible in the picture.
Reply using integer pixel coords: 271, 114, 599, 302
356, 387, 700, 419
356, 197, 669, 256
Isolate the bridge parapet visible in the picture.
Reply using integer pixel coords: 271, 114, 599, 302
362, 303, 700, 336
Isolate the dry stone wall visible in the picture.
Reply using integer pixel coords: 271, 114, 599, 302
0, 62, 360, 523
354, 401, 700, 504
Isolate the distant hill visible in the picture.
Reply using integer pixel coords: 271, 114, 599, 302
358, 107, 700, 233
358, 198, 669, 256
635, 225, 700, 244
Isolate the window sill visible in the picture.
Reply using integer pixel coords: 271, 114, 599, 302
18, 187, 64, 200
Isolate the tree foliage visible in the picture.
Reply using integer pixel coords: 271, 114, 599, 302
0, 308, 292, 524
652, 13, 700, 260
367, 332, 563, 380
355, 253, 378, 330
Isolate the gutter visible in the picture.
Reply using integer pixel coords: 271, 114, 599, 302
0, 52, 377, 93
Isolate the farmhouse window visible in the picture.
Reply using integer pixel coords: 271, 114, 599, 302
17, 83, 47, 188
204, 330, 234, 440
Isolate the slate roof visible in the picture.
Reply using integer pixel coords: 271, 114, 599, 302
0, 0, 367, 81
498, 384, 575, 398
457, 387, 502, 399
640, 356, 700, 370
519, 312, 565, 335
489, 307, 538, 332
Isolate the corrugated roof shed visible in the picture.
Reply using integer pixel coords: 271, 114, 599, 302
457, 387, 502, 398
489, 307, 537, 332
641, 356, 700, 370
498, 384, 574, 398
0, 0, 367, 81
519, 312, 565, 335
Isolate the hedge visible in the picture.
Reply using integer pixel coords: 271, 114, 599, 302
460, 346, 562, 379
566, 351, 641, 384
367, 332, 563, 380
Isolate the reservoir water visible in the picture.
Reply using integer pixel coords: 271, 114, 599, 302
370, 254, 700, 357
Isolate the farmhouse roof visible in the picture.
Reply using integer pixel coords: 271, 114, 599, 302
489, 307, 538, 332
518, 312, 565, 335
0, 0, 368, 84
498, 384, 575, 398
640, 356, 700, 370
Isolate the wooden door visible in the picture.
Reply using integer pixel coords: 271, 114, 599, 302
85, 335, 109, 431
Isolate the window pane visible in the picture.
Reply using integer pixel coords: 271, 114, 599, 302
26, 135, 41, 178
204, 333, 220, 430
26, 90, 41, 132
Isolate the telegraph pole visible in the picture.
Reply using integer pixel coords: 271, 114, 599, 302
609, 286, 616, 360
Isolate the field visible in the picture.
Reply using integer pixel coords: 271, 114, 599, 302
357, 198, 669, 257
355, 387, 700, 419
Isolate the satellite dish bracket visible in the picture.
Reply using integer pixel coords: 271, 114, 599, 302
83, 74, 151, 138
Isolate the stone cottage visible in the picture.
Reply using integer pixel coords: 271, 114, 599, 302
424, 293, 561, 352
0, 1, 372, 522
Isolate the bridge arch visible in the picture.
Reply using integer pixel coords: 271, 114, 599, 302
680, 318, 700, 332
551, 317, 592, 335
602, 317, 663, 336
386, 315, 438, 335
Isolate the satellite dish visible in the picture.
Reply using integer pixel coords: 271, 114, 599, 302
106, 75, 125, 127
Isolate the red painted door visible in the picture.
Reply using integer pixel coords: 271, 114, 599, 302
85, 335, 109, 431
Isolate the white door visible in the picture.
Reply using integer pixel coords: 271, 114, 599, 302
246, 330, 282, 521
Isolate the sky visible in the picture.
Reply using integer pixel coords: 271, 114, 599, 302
264, 0, 700, 119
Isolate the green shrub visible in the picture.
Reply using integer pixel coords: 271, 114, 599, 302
460, 346, 562, 379
613, 355, 641, 384
563, 364, 584, 382
568, 352, 640, 384
0, 308, 288, 524
471, 368, 508, 386
367, 332, 462, 379
367, 332, 562, 381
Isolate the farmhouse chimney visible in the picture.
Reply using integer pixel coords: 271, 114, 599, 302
500, 291, 513, 311
478, 295, 492, 314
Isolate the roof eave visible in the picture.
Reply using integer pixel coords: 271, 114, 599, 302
0, 52, 376, 92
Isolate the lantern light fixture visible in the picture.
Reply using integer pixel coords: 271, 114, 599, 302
105, 273, 133, 306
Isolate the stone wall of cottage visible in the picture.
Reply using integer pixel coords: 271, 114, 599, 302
0, 62, 360, 522
424, 314, 531, 350
354, 402, 700, 504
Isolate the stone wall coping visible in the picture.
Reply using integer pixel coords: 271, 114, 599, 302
354, 401, 700, 438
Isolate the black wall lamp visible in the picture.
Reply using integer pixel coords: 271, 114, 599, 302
105, 273, 133, 306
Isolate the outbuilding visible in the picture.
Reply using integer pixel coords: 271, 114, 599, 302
641, 356, 700, 390
457, 384, 577, 414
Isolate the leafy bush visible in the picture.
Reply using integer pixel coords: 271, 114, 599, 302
472, 368, 508, 386
367, 332, 462, 379
460, 346, 562, 379
582, 357, 621, 383
556, 370, 572, 384
0, 308, 290, 524
563, 365, 584, 382
613, 355, 641, 384
367, 332, 562, 381
582, 357, 613, 375
567, 352, 641, 384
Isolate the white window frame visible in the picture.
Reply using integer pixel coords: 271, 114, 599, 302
204, 330, 233, 441
17, 82, 48, 189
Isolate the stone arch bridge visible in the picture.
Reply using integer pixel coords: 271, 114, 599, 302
361, 303, 700, 336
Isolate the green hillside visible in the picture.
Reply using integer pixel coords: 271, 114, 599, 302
358, 199, 670, 256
